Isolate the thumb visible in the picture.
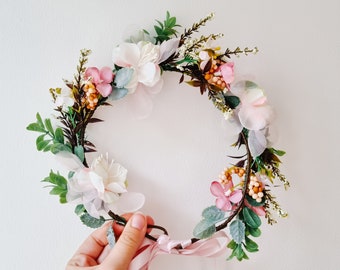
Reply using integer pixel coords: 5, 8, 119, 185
102, 212, 147, 270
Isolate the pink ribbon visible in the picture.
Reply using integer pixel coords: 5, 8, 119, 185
128, 231, 230, 270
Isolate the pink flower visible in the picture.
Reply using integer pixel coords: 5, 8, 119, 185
210, 181, 242, 211
84, 67, 114, 97
219, 62, 234, 84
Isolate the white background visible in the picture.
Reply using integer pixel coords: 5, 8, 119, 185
1, 0, 339, 269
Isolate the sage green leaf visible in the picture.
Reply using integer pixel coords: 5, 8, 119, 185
26, 123, 46, 133
193, 219, 216, 239
230, 219, 245, 244
80, 213, 105, 228
243, 207, 261, 229
44, 118, 54, 136
74, 145, 85, 162
107, 226, 116, 248
245, 81, 258, 89
202, 206, 225, 222
248, 227, 261, 237
36, 134, 46, 144
244, 236, 259, 252
75, 204, 86, 216
114, 68, 133, 88
110, 88, 128, 100
54, 128, 64, 144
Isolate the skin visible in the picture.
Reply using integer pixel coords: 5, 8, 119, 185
66, 213, 154, 270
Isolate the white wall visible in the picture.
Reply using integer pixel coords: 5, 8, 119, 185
1, 0, 339, 269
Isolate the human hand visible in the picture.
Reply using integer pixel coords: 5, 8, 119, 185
66, 212, 153, 270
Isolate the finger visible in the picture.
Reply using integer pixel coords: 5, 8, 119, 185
102, 212, 147, 270
66, 222, 111, 267
113, 214, 154, 236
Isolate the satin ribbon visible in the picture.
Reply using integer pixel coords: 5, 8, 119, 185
128, 231, 230, 270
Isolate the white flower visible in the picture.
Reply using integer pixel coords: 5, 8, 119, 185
57, 152, 145, 218
112, 41, 161, 93
55, 88, 74, 110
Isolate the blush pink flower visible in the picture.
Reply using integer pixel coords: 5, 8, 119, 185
84, 67, 114, 97
210, 181, 242, 212
219, 62, 234, 84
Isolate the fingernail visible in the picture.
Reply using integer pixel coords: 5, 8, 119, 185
131, 212, 145, 230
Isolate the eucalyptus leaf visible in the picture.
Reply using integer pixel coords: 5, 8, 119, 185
114, 68, 133, 88
243, 207, 261, 229
202, 206, 225, 222
230, 219, 245, 244
193, 219, 216, 239
110, 88, 128, 100
107, 226, 116, 248
80, 213, 105, 228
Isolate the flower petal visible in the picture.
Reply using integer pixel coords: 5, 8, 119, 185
55, 151, 84, 171
138, 62, 160, 86
97, 83, 112, 97
85, 67, 100, 84
112, 43, 140, 67
210, 181, 225, 197
220, 62, 234, 84
158, 38, 179, 64
229, 190, 242, 204
248, 130, 267, 157
115, 192, 145, 213
99, 67, 114, 83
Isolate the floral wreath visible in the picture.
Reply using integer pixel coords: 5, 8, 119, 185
27, 12, 289, 267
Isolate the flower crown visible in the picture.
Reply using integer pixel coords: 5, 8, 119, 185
27, 12, 289, 265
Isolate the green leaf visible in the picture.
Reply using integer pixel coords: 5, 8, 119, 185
247, 227, 261, 237
26, 123, 46, 133
227, 239, 237, 249
75, 204, 86, 216
36, 113, 44, 128
80, 213, 105, 228
202, 206, 225, 222
49, 186, 66, 195
193, 219, 216, 239
114, 67, 134, 88
244, 236, 259, 252
50, 143, 71, 154
74, 145, 85, 162
270, 148, 286, 156
36, 139, 51, 151
230, 219, 245, 244
54, 128, 64, 144
107, 226, 116, 248
243, 207, 261, 229
44, 118, 54, 136
42, 170, 67, 187
224, 95, 240, 109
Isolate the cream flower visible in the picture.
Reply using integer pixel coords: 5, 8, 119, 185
55, 88, 74, 110
57, 152, 144, 218
112, 41, 161, 93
